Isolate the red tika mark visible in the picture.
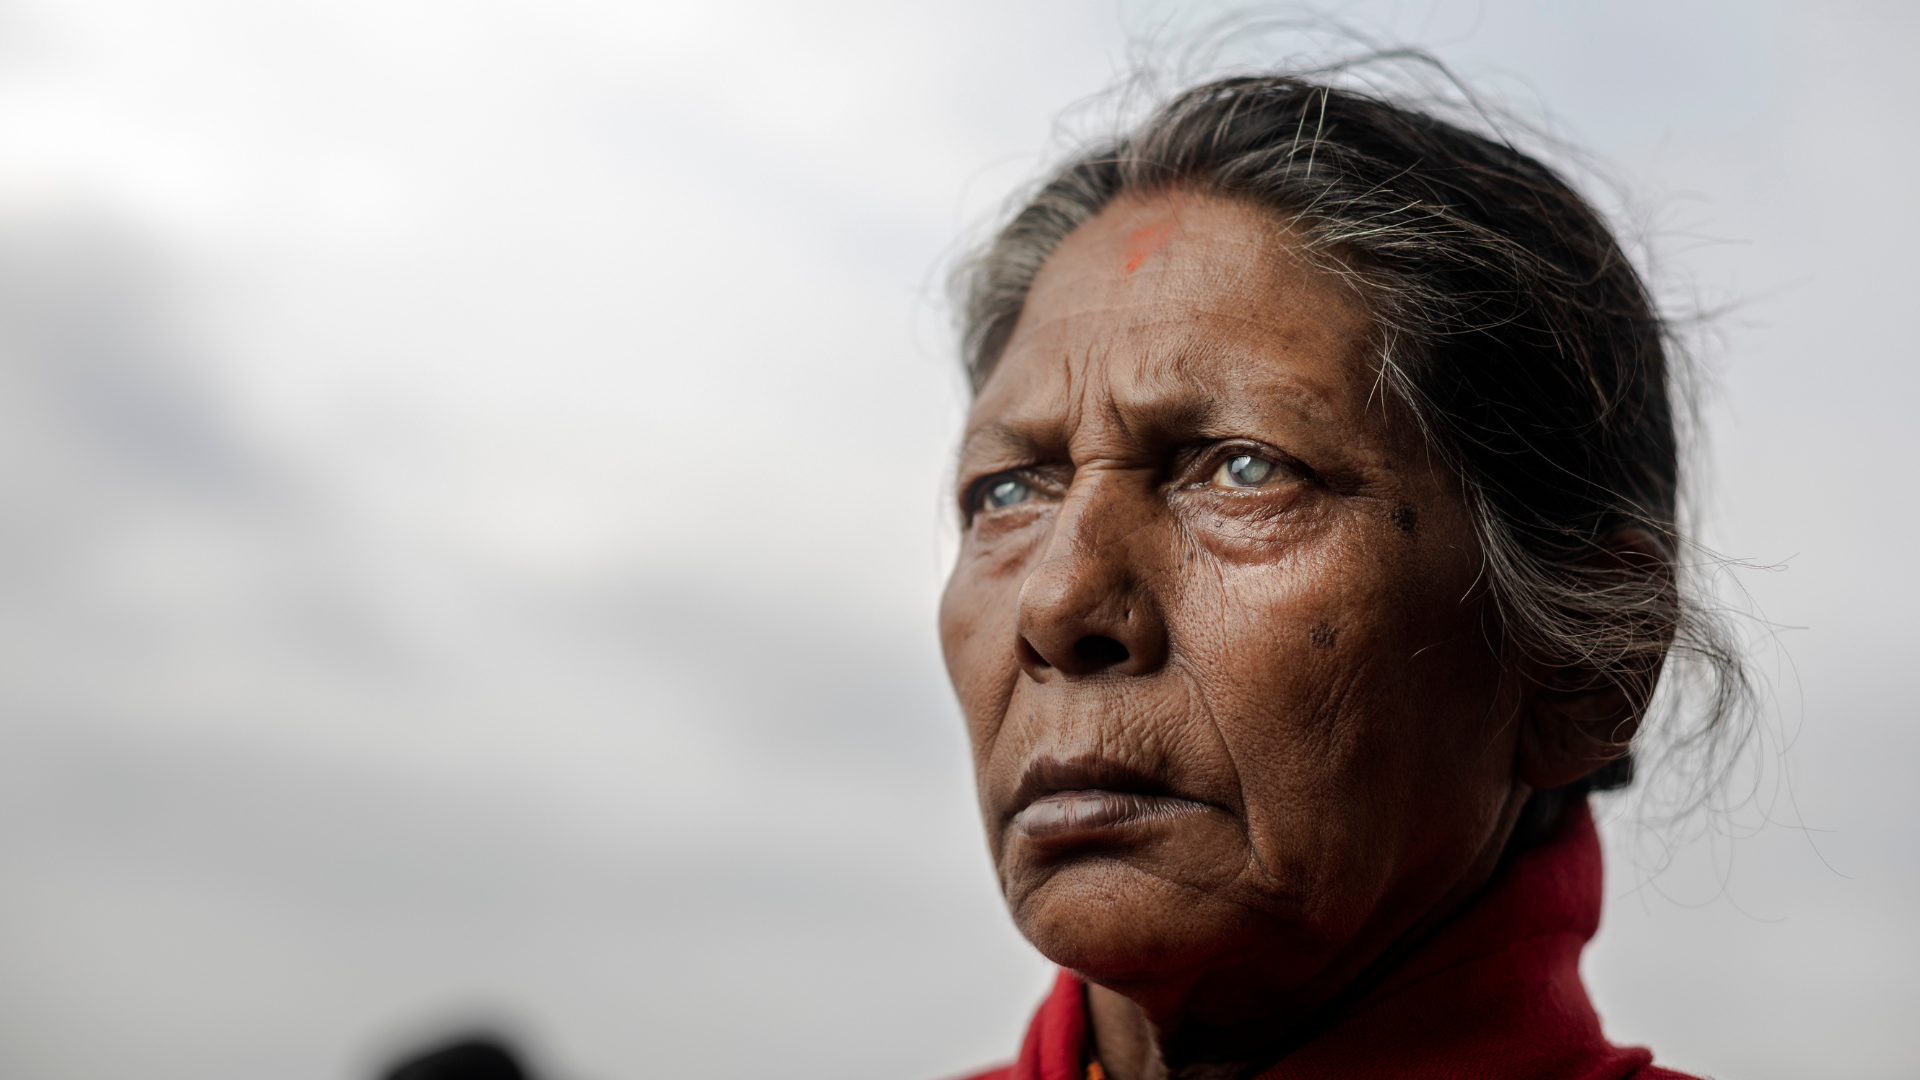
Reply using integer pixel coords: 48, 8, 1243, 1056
1122, 222, 1174, 274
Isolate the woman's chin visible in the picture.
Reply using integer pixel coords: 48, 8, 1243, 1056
1008, 858, 1268, 982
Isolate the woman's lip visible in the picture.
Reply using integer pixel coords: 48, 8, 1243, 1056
1013, 789, 1209, 840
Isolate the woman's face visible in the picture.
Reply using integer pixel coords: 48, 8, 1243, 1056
940, 189, 1531, 1026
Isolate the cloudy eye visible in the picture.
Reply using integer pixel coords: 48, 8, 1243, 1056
1215, 453, 1279, 489
983, 477, 1034, 509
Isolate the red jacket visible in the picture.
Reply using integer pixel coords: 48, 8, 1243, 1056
960, 801, 1706, 1080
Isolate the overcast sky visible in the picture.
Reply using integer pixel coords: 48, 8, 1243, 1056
0, 2, 1912, 1078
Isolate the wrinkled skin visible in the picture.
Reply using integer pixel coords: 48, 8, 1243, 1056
939, 189, 1634, 1080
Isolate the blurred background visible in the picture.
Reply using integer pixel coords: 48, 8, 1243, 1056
0, 1, 1911, 1078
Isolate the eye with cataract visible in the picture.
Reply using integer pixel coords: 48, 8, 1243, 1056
981, 477, 1034, 510
1213, 453, 1286, 489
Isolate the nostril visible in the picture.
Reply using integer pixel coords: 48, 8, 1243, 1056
1072, 635, 1130, 669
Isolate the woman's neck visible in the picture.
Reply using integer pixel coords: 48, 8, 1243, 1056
1087, 985, 1268, 1080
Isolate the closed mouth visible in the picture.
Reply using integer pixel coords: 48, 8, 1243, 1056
1007, 756, 1214, 842
1013, 789, 1207, 839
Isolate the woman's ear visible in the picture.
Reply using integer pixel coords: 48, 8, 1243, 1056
1517, 527, 1674, 791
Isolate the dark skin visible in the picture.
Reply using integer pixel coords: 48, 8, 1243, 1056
939, 189, 1658, 1080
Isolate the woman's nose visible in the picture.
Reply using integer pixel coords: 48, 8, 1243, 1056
1014, 483, 1169, 679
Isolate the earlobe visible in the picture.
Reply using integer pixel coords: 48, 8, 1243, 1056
1517, 675, 1642, 791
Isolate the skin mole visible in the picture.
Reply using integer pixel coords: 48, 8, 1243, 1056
1309, 623, 1337, 649
1390, 504, 1419, 533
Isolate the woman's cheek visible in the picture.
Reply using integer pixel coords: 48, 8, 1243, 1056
940, 567, 1026, 755
1172, 524, 1399, 872
1174, 491, 1335, 567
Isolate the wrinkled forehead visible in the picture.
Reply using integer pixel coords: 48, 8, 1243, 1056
968, 189, 1386, 448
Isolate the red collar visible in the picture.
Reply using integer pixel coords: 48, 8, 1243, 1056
970, 801, 1692, 1080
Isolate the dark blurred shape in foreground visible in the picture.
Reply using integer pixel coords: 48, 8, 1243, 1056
381, 1036, 534, 1080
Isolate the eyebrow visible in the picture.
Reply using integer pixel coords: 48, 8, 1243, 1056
1121, 356, 1341, 439
1107, 389, 1229, 446
957, 420, 1053, 464
957, 360, 1341, 466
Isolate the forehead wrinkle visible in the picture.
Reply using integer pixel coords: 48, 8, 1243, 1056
1063, 335, 1101, 448
1103, 371, 1222, 451
974, 344, 1350, 469
959, 346, 1103, 465
1102, 341, 1347, 450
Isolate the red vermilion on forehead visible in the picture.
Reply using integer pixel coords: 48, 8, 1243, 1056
1122, 222, 1175, 274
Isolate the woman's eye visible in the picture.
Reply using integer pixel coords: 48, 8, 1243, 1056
1214, 453, 1282, 489
982, 477, 1034, 509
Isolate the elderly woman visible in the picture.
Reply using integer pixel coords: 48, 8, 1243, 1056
941, 75, 1736, 1080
